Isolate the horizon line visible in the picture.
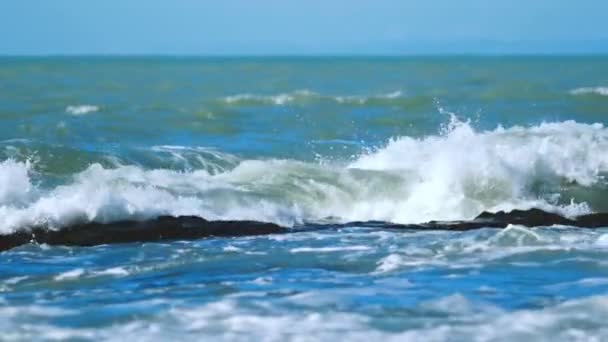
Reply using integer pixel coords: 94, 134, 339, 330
2, 52, 608, 58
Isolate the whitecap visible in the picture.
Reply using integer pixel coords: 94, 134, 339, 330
570, 87, 608, 96
223, 245, 243, 252
221, 90, 316, 105
221, 89, 404, 106
3, 276, 28, 285
54, 269, 85, 281
92, 267, 129, 277
65, 105, 99, 116
0, 159, 32, 206
290, 246, 371, 253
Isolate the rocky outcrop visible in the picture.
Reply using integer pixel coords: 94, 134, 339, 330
331, 209, 608, 231
0, 216, 286, 252
2, 208, 608, 252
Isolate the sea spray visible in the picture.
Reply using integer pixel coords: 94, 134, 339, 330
0, 120, 607, 233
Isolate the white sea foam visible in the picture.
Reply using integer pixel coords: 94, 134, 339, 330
0, 159, 32, 206
376, 254, 406, 273
570, 87, 608, 96
4, 295, 608, 341
595, 234, 608, 247
222, 90, 316, 105
350, 118, 607, 222
92, 267, 129, 277
372, 223, 606, 274
290, 246, 371, 253
3, 276, 28, 285
223, 245, 243, 252
335, 90, 404, 104
65, 105, 99, 116
54, 269, 85, 281
221, 90, 404, 106
1, 119, 608, 233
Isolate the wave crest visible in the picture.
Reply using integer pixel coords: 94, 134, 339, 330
220, 90, 405, 106
2, 119, 608, 233
570, 87, 608, 96
65, 105, 99, 116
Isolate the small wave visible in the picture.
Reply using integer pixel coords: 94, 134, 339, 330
570, 87, 608, 96
148, 145, 240, 174
3, 276, 28, 285
220, 90, 405, 106
290, 246, 371, 253
65, 105, 99, 116
4, 294, 606, 341
222, 90, 316, 105
54, 269, 85, 281
335, 90, 404, 104
92, 267, 129, 277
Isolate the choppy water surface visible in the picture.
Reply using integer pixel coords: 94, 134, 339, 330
1, 56, 608, 340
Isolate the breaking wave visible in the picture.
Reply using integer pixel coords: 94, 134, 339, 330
1, 118, 608, 233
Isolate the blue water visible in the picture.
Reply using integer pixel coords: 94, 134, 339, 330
2, 56, 608, 340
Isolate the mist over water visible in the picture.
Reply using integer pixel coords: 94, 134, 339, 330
2, 56, 608, 340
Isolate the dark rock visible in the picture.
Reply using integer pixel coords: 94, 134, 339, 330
474, 208, 575, 227
0, 216, 286, 252
3, 208, 608, 253
572, 213, 608, 228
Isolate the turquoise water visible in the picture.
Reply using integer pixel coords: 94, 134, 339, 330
2, 56, 608, 340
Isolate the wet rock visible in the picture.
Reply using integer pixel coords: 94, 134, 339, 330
3, 209, 608, 252
0, 216, 286, 252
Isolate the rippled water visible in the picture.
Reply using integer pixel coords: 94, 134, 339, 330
1, 56, 608, 340
4, 227, 608, 340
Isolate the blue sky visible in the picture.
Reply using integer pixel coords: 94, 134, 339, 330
1, 0, 607, 55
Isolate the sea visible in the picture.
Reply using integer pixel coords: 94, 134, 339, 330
1, 56, 608, 341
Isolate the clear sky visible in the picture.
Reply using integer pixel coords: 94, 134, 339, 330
1, 0, 607, 55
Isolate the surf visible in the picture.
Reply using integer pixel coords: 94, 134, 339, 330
0, 118, 607, 234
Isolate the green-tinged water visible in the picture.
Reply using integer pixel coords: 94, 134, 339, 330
1, 56, 608, 341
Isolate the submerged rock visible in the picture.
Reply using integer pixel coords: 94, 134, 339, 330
2, 209, 608, 252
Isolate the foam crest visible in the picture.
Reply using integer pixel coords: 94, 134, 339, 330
570, 87, 608, 96
1, 119, 608, 232
5, 295, 608, 341
222, 90, 316, 105
374, 225, 604, 274
65, 105, 99, 116
350, 118, 608, 221
221, 90, 405, 106
335, 90, 404, 104
0, 160, 33, 206
148, 145, 240, 173
0, 162, 305, 233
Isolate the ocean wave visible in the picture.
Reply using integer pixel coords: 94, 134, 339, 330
335, 90, 403, 104
1, 118, 608, 233
0, 159, 33, 206
4, 295, 608, 341
569, 87, 608, 96
220, 90, 405, 106
65, 105, 99, 116
374, 224, 604, 274
222, 91, 312, 105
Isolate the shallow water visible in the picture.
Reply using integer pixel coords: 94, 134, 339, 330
1, 56, 608, 340
4, 227, 608, 341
